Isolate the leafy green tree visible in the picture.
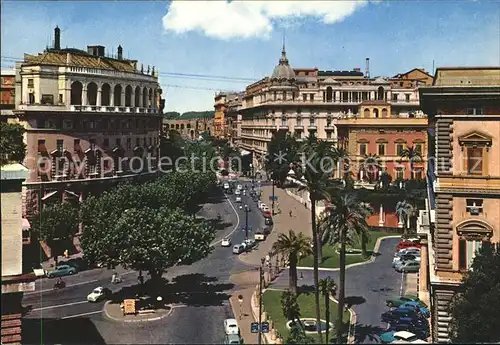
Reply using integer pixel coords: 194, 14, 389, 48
449, 243, 500, 343
281, 289, 301, 322
163, 111, 181, 119
160, 130, 184, 170
266, 131, 300, 186
320, 277, 337, 344
81, 207, 215, 284
272, 231, 312, 295
321, 193, 369, 343
0, 122, 26, 165
30, 202, 79, 264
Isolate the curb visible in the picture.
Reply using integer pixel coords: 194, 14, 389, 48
329, 295, 357, 345
296, 235, 401, 272
103, 301, 173, 323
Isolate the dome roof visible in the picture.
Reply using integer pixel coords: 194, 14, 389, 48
271, 44, 295, 80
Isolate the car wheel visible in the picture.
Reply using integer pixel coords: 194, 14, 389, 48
69, 270, 74, 275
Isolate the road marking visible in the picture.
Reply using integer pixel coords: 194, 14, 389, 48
32, 300, 88, 311
25, 279, 99, 295
210, 193, 241, 247
61, 310, 102, 319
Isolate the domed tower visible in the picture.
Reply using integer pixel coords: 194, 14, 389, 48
268, 41, 299, 103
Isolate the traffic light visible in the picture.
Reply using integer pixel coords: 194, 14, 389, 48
250, 322, 259, 333
261, 321, 270, 333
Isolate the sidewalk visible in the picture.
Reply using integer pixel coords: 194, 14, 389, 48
229, 287, 259, 344
238, 185, 312, 267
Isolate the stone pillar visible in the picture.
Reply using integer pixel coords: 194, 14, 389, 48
110, 89, 115, 107
121, 91, 125, 107
335, 91, 340, 102
379, 203, 384, 226
131, 90, 135, 108
420, 240, 429, 292
97, 87, 102, 106
81, 87, 87, 106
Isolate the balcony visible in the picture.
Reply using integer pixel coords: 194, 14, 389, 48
307, 124, 317, 130
67, 66, 157, 82
279, 125, 288, 130
18, 103, 159, 114
325, 125, 335, 131
294, 124, 304, 130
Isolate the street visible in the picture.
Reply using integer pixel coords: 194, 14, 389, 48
272, 237, 403, 344
22, 181, 265, 344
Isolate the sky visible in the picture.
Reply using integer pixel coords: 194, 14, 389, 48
1, 0, 499, 114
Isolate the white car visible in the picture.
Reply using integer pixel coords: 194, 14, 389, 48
262, 206, 270, 212
224, 318, 240, 335
259, 202, 267, 210
236, 196, 242, 203
224, 183, 230, 190
237, 184, 243, 190
87, 286, 111, 302
221, 238, 231, 247
235, 189, 241, 196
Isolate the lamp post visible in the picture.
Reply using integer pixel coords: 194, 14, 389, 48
271, 179, 275, 215
268, 250, 273, 279
258, 256, 265, 345
244, 204, 250, 240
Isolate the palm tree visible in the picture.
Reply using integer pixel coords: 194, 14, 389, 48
399, 146, 422, 179
320, 277, 338, 344
363, 153, 381, 183
395, 200, 415, 234
272, 230, 312, 295
299, 133, 336, 342
281, 289, 302, 324
353, 202, 373, 258
321, 193, 369, 343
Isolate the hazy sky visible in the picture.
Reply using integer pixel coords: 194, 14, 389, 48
2, 0, 499, 113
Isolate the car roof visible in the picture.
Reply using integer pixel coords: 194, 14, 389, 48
226, 334, 241, 340
225, 318, 238, 324
394, 331, 417, 339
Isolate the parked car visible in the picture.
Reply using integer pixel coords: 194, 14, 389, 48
262, 210, 272, 218
262, 206, 270, 212
386, 295, 427, 308
235, 189, 241, 196
221, 238, 231, 247
395, 260, 420, 273
87, 287, 111, 302
223, 183, 230, 190
381, 308, 426, 324
224, 334, 243, 344
243, 239, 256, 250
396, 248, 421, 257
237, 184, 243, 190
258, 202, 267, 210
263, 226, 272, 235
388, 322, 430, 339
232, 244, 245, 254
224, 318, 240, 335
46, 264, 77, 278
236, 196, 242, 203
379, 330, 420, 344
398, 302, 430, 318
396, 241, 422, 251
392, 254, 420, 267
264, 217, 273, 226
254, 232, 266, 241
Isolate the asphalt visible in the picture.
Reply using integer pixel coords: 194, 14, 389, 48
22, 181, 266, 344
271, 237, 403, 344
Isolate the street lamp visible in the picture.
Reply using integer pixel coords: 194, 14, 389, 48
244, 204, 250, 240
268, 250, 273, 279
258, 256, 266, 345
271, 179, 276, 216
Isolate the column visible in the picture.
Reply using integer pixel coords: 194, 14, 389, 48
379, 203, 384, 226
137, 90, 142, 108
110, 88, 115, 107
420, 240, 429, 292
120, 91, 125, 107
131, 89, 135, 108
97, 87, 102, 106
81, 87, 87, 106
335, 91, 340, 102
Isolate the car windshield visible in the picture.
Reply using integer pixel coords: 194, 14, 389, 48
93, 289, 101, 294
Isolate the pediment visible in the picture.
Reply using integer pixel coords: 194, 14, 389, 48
372, 77, 390, 85
456, 219, 493, 241
323, 77, 341, 85
458, 131, 492, 146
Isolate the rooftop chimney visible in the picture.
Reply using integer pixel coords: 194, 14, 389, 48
117, 45, 123, 60
365, 57, 370, 78
54, 26, 61, 50
87, 45, 105, 57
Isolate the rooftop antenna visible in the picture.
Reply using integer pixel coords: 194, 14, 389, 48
432, 60, 435, 74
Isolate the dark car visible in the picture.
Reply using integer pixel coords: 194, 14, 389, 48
381, 308, 425, 324
263, 226, 271, 235
264, 217, 273, 226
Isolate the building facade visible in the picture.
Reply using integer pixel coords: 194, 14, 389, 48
214, 92, 227, 138
420, 67, 500, 343
1, 164, 36, 345
13, 27, 163, 215
162, 116, 213, 140
1, 69, 16, 110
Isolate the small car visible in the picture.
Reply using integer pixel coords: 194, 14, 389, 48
223, 183, 230, 190
224, 318, 240, 335
235, 189, 241, 196
392, 254, 420, 267
224, 334, 242, 344
398, 302, 430, 318
237, 184, 243, 190
46, 264, 77, 278
243, 239, 256, 250
254, 232, 266, 241
396, 241, 422, 251
379, 330, 419, 344
87, 287, 111, 302
262, 210, 272, 218
388, 322, 430, 339
262, 206, 270, 212
381, 308, 426, 324
221, 238, 231, 247
386, 295, 427, 308
395, 260, 420, 273
235, 196, 242, 203
232, 244, 245, 254
264, 216, 273, 226
395, 248, 421, 257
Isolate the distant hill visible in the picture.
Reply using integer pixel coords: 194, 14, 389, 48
163, 110, 214, 120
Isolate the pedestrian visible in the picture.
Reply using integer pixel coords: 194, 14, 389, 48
289, 210, 293, 217
111, 272, 117, 284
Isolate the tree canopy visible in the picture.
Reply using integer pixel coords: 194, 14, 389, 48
266, 131, 301, 186
449, 243, 500, 343
0, 122, 26, 166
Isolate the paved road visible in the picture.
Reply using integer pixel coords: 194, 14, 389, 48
23, 181, 266, 344
271, 237, 402, 344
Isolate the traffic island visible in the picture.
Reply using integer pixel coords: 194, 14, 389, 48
103, 300, 172, 323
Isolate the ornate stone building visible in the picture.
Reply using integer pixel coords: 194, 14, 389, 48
420, 67, 500, 343
14, 26, 163, 215
162, 116, 213, 140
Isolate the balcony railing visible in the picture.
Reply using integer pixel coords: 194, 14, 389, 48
67, 66, 157, 82
18, 103, 159, 114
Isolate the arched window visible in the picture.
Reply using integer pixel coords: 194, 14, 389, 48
363, 108, 370, 118
382, 108, 388, 118
125, 85, 133, 107
86, 82, 98, 105
377, 86, 384, 101
101, 83, 111, 106
373, 109, 379, 118
326, 87, 333, 102
114, 84, 122, 106
70, 81, 83, 105
134, 86, 141, 107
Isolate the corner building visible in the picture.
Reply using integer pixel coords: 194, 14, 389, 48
14, 27, 163, 215
420, 67, 500, 343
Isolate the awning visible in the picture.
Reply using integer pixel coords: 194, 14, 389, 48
41, 190, 58, 201
22, 218, 31, 230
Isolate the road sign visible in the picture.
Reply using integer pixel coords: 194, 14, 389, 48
250, 322, 259, 333
261, 321, 270, 333
123, 299, 136, 315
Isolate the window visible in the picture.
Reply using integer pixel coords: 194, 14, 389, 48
359, 143, 367, 156
59, 94, 63, 104
466, 147, 483, 175
309, 94, 314, 101
56, 139, 64, 152
326, 118, 332, 127
396, 167, 404, 180
414, 168, 423, 180
378, 143, 386, 156
38, 139, 46, 153
136, 138, 140, 146
466, 108, 483, 115
466, 199, 483, 215
149, 137, 152, 146
73, 139, 80, 152
392, 94, 398, 102
459, 239, 487, 271
41, 94, 54, 105
143, 137, 147, 146
28, 79, 34, 88
86, 121, 95, 129
309, 117, 315, 126
296, 117, 302, 126
126, 138, 132, 150
405, 94, 410, 102
396, 143, 405, 156
89, 139, 96, 151
326, 132, 332, 139
415, 143, 423, 154
303, 94, 307, 102
28, 93, 35, 104
63, 120, 73, 129
281, 117, 287, 127
116, 138, 121, 146
103, 138, 109, 147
